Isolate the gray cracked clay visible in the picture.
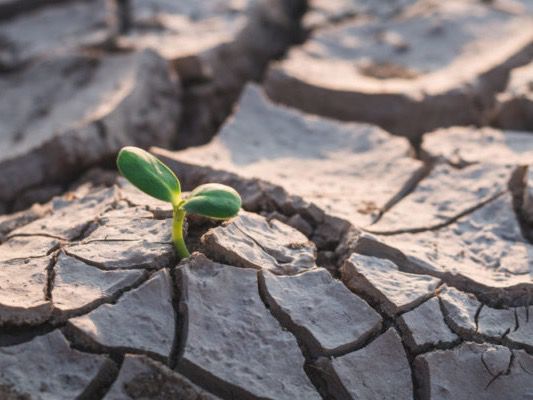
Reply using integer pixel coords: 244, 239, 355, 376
65, 206, 174, 270
0, 330, 115, 400
415, 342, 533, 399
176, 254, 321, 400
341, 253, 441, 316
52, 253, 146, 320
260, 267, 382, 356
202, 211, 316, 275
104, 354, 219, 400
316, 328, 413, 399
67, 269, 175, 363
161, 84, 425, 228
398, 296, 459, 353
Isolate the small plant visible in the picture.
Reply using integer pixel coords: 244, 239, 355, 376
116, 146, 241, 259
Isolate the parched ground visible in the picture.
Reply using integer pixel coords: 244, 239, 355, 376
1, 0, 533, 399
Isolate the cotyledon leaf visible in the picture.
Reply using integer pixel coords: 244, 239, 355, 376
117, 146, 181, 204
182, 183, 241, 219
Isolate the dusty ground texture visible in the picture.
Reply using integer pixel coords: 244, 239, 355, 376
4, 87, 530, 398
265, 0, 533, 139
1, 0, 532, 214
150, 84, 533, 398
2, 149, 532, 399
1, 0, 533, 399
0, 0, 305, 212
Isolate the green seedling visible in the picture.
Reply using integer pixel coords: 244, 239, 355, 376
116, 146, 241, 259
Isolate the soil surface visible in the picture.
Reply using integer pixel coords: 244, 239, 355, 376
1, 0, 533, 399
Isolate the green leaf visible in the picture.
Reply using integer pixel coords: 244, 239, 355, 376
182, 183, 241, 219
116, 146, 181, 204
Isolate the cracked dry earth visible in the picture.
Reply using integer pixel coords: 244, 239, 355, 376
1, 84, 533, 399
0, 0, 305, 212
1, 0, 533, 399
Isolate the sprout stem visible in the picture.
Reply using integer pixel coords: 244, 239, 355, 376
172, 207, 190, 259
